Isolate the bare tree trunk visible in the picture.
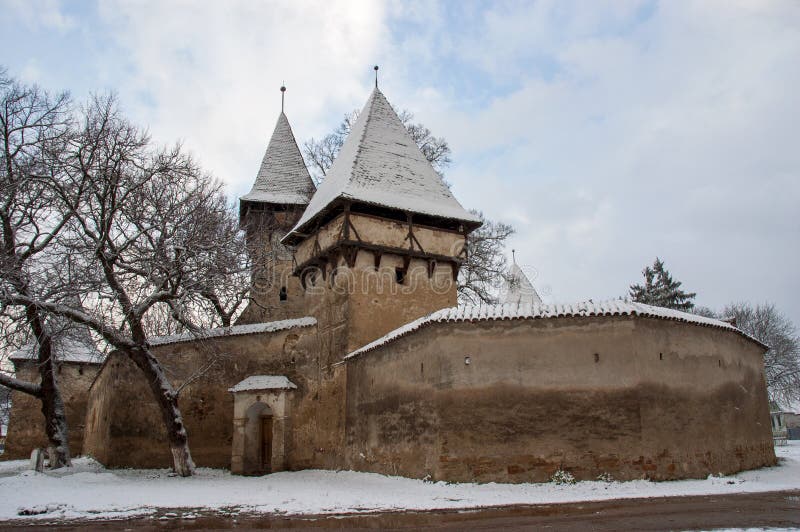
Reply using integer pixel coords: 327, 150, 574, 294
0, 373, 41, 396
27, 306, 71, 469
0, 317, 73, 468
127, 347, 195, 476
38, 355, 71, 469
1, 70, 74, 469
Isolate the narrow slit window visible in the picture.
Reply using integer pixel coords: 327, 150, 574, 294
395, 267, 406, 285
279, 286, 287, 301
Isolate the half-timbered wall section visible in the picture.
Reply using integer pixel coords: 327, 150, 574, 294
293, 209, 466, 283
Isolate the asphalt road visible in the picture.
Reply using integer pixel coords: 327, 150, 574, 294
5, 490, 800, 531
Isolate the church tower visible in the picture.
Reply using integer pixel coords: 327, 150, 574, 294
500, 252, 543, 307
237, 87, 316, 324
282, 85, 481, 359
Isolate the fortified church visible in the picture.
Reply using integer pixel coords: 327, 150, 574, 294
5, 79, 776, 482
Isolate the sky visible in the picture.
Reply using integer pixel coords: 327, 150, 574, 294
2, 0, 799, 324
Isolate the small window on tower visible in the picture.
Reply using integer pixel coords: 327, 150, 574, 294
279, 286, 287, 301
395, 267, 406, 285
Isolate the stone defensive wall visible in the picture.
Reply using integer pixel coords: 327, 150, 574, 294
82, 318, 346, 471
342, 306, 776, 483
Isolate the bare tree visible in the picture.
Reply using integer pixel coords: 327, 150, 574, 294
141, 201, 252, 335
458, 210, 515, 305
0, 69, 76, 468
191, 204, 252, 328
303, 110, 358, 184
3, 93, 252, 476
721, 302, 800, 407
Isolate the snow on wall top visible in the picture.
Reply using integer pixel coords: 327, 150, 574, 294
286, 88, 480, 241
148, 317, 317, 347
228, 375, 297, 393
240, 112, 316, 206
500, 262, 543, 306
345, 300, 767, 360
10, 337, 104, 364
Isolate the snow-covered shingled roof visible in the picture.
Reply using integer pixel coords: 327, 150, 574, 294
285, 88, 480, 241
500, 262, 543, 306
345, 300, 767, 359
228, 375, 297, 393
10, 337, 104, 364
149, 317, 317, 347
240, 112, 316, 206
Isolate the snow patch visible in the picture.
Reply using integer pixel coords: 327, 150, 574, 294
148, 317, 317, 347
228, 376, 297, 393
0, 444, 797, 522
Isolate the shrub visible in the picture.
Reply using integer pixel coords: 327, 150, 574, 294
550, 468, 576, 485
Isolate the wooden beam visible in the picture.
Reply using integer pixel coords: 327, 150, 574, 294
292, 239, 462, 276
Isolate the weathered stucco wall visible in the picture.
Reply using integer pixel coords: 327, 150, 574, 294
340, 250, 457, 353
301, 250, 457, 357
237, 257, 307, 325
343, 316, 775, 482
83, 323, 346, 470
294, 214, 345, 267
4, 361, 100, 459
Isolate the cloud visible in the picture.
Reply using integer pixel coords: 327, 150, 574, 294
4, 0, 76, 32
92, 1, 389, 198
2, 0, 798, 324
395, 2, 800, 319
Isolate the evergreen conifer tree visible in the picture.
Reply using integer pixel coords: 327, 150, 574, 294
629, 258, 696, 311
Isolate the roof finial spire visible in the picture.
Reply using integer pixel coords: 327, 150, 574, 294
280, 84, 286, 112
512, 249, 516, 264
374, 65, 379, 88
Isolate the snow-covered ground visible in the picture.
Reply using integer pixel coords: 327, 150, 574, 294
1, 442, 798, 522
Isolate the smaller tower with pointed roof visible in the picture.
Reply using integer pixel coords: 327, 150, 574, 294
237, 87, 316, 324
500, 252, 543, 307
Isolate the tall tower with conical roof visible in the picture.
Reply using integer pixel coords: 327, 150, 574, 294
282, 84, 481, 358
238, 87, 316, 324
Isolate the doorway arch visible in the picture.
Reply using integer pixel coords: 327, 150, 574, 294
229, 376, 296, 475
243, 402, 273, 475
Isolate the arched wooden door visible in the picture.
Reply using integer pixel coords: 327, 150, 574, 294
243, 402, 273, 475
261, 415, 273, 473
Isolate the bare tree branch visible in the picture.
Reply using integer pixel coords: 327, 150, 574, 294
0, 371, 42, 396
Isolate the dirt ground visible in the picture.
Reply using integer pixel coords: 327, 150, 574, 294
4, 490, 799, 531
